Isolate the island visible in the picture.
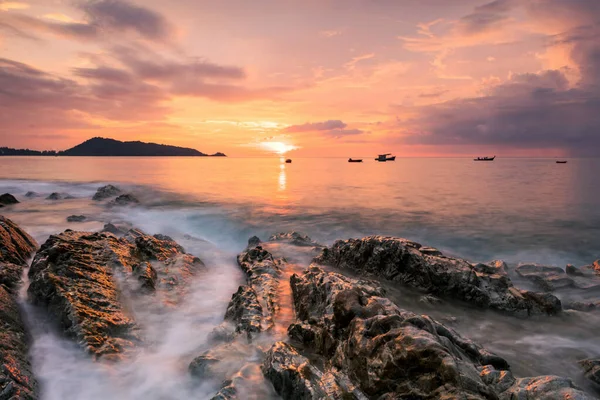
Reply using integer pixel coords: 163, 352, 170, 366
0, 137, 226, 157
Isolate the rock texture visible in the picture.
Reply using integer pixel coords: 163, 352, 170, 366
0, 216, 37, 266
0, 194, 19, 206
92, 185, 121, 201
45, 192, 74, 200
579, 359, 600, 387
515, 263, 575, 291
27, 229, 204, 359
0, 216, 38, 399
315, 236, 562, 316
262, 265, 593, 400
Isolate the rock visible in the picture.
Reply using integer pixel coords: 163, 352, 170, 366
45, 192, 75, 201
268, 232, 324, 248
474, 260, 508, 277
264, 265, 592, 400
579, 359, 600, 387
92, 185, 121, 201
224, 285, 264, 336
481, 366, 593, 399
263, 341, 367, 400
566, 264, 585, 276
0, 216, 38, 266
515, 263, 576, 291
27, 229, 204, 359
110, 194, 139, 206
419, 294, 443, 305
66, 215, 86, 223
315, 236, 561, 316
101, 223, 129, 236
0, 193, 19, 206
0, 286, 37, 399
564, 302, 597, 312
247, 236, 261, 248
189, 354, 221, 379
0, 218, 37, 399
24, 191, 38, 198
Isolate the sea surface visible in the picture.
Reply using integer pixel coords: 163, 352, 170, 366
1, 156, 600, 399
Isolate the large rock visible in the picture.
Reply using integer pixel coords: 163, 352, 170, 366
27, 229, 204, 359
262, 265, 594, 400
0, 217, 37, 399
66, 215, 87, 223
0, 193, 19, 206
314, 236, 562, 316
268, 232, 324, 248
110, 194, 139, 206
0, 287, 37, 399
92, 185, 121, 201
579, 359, 600, 387
0, 216, 38, 266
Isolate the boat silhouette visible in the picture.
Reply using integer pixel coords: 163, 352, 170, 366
348, 158, 363, 163
375, 153, 396, 162
474, 156, 495, 161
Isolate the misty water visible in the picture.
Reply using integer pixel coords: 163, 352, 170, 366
1, 156, 600, 398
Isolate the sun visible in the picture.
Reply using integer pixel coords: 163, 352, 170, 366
259, 141, 298, 155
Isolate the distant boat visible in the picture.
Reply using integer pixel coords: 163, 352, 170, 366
556, 160, 567, 164
285, 159, 292, 163
474, 156, 495, 161
348, 158, 363, 163
375, 153, 396, 162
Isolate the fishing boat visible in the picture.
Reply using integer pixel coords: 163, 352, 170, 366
348, 158, 363, 163
285, 159, 292, 163
375, 153, 396, 162
473, 156, 495, 161
556, 160, 567, 164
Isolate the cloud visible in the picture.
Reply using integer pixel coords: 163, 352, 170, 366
456, 0, 516, 35
324, 128, 365, 138
284, 120, 347, 132
0, 1, 29, 11
418, 89, 449, 98
0, 0, 173, 42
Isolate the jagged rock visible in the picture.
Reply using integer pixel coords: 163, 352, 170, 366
0, 217, 37, 399
315, 236, 561, 316
263, 266, 593, 400
233, 245, 283, 335
474, 260, 508, 277
269, 232, 324, 248
27, 229, 204, 359
516, 263, 575, 291
92, 185, 121, 201
419, 294, 442, 305
45, 192, 74, 200
0, 216, 38, 266
566, 264, 585, 276
0, 286, 37, 399
110, 194, 139, 206
263, 341, 366, 399
24, 191, 38, 198
0, 193, 19, 206
582, 260, 600, 275
189, 354, 221, 379
579, 359, 600, 387
66, 215, 86, 223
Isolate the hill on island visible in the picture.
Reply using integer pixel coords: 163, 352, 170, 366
0, 137, 226, 157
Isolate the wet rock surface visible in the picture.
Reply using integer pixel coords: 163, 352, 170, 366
262, 265, 594, 399
0, 216, 38, 266
516, 263, 576, 291
0, 193, 19, 206
27, 228, 204, 359
579, 359, 600, 387
0, 217, 38, 399
315, 236, 562, 316
92, 185, 121, 201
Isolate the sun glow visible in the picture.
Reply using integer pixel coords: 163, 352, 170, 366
260, 141, 298, 155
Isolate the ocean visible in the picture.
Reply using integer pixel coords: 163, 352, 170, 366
1, 156, 599, 399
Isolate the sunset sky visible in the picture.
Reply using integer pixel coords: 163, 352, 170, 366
1, 0, 599, 156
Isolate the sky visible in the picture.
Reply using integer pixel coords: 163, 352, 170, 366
0, 0, 599, 157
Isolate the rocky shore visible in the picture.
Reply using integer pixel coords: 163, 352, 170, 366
1, 188, 600, 399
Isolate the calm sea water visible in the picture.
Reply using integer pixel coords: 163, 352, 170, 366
1, 156, 600, 399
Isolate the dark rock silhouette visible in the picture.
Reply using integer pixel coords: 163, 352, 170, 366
92, 184, 121, 201
45, 192, 75, 201
0, 193, 19, 206
110, 194, 139, 206
66, 215, 86, 222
